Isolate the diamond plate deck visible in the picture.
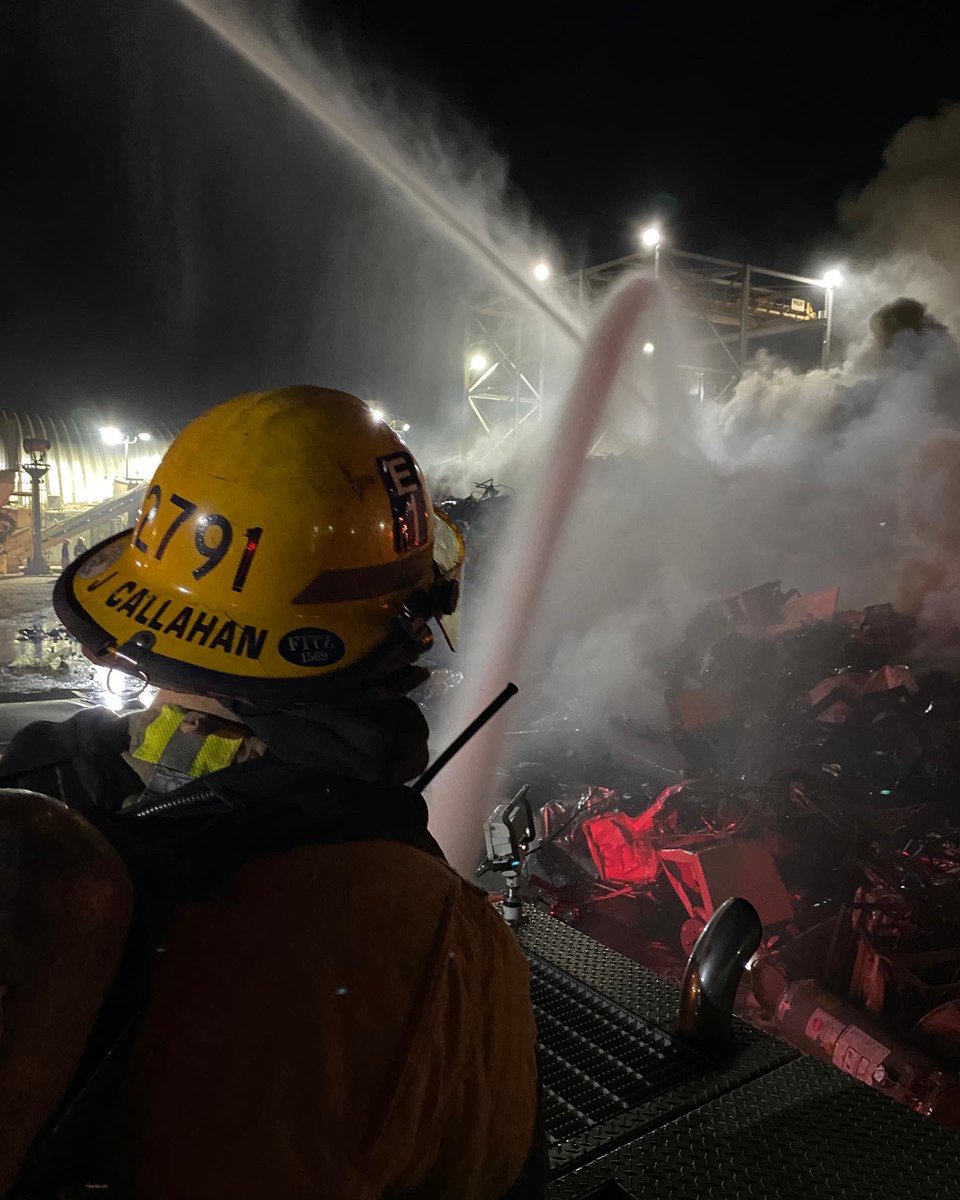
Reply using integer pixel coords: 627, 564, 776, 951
519, 908, 796, 1173
518, 907, 684, 1030
520, 909, 960, 1196
546, 1054, 960, 1199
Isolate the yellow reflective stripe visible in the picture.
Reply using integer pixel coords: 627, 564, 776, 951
132, 703, 243, 778
132, 704, 187, 765
189, 733, 243, 777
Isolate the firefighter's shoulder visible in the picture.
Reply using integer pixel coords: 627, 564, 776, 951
118, 839, 538, 1198
248, 837, 532, 992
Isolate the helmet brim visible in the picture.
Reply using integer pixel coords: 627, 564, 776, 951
55, 518, 465, 705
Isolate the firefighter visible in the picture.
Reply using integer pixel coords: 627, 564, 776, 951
0, 387, 543, 1199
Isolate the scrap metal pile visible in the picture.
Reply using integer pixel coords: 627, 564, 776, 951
522, 580, 960, 1123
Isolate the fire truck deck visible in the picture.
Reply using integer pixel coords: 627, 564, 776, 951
521, 907, 960, 1198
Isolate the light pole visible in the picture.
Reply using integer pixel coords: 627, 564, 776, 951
821, 269, 843, 366
367, 408, 410, 436
100, 427, 152, 481
641, 226, 662, 277
22, 437, 51, 576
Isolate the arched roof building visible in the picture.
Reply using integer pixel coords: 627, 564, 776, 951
0, 412, 178, 506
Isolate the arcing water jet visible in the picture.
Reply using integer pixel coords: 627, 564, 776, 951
170, 0, 583, 347
429, 276, 670, 872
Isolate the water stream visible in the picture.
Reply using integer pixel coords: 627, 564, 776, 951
172, 0, 584, 346
430, 277, 666, 871
169, 0, 672, 870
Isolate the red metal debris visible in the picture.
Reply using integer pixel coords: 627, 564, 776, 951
707, 581, 841, 639
808, 664, 919, 724
667, 687, 736, 732
581, 788, 677, 885
521, 575, 960, 1119
659, 838, 795, 928
761, 586, 840, 639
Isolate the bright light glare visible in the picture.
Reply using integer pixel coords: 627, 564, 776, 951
642, 342, 655, 355
99, 426, 123, 446
469, 353, 488, 372
94, 663, 157, 712
401, 422, 411, 433
532, 261, 551, 282
823, 268, 844, 289
640, 226, 661, 248
369, 407, 385, 423
137, 431, 152, 443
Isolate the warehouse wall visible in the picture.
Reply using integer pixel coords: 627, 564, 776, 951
0, 412, 177, 506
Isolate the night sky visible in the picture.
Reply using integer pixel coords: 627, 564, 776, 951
303, 1, 960, 266
2, 0, 959, 421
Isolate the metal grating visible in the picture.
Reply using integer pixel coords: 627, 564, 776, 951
545, 1055, 960, 1199
520, 908, 797, 1173
519, 909, 960, 1196
519, 908, 682, 1030
532, 956, 706, 1148
518, 907, 792, 1061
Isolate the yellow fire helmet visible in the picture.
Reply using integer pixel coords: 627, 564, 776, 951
54, 387, 465, 703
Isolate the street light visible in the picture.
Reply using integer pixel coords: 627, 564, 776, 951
22, 438, 51, 576
100, 427, 152, 480
821, 268, 844, 365
532, 261, 551, 283
640, 226, 663, 277
469, 352, 489, 373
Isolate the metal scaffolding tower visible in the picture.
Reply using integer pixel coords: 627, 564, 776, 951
464, 247, 837, 457
464, 298, 547, 457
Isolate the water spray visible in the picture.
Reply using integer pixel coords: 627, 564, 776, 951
170, 0, 584, 348
429, 276, 669, 871
165, 2, 676, 873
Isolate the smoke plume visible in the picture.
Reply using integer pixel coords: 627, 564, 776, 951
509, 104, 960, 770
841, 105, 960, 336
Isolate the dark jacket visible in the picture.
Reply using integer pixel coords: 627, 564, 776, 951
0, 710, 545, 1200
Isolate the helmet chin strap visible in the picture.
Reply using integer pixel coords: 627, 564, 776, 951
434, 616, 456, 653
106, 643, 149, 676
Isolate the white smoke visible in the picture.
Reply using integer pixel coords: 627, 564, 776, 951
513, 104, 960, 758
103, 7, 960, 845
841, 105, 960, 336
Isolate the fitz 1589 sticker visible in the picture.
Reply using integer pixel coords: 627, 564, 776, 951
277, 627, 345, 667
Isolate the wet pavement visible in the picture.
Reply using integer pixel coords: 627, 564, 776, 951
0, 575, 146, 705
0, 576, 80, 690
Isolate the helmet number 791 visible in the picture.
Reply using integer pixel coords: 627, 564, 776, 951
132, 486, 263, 593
